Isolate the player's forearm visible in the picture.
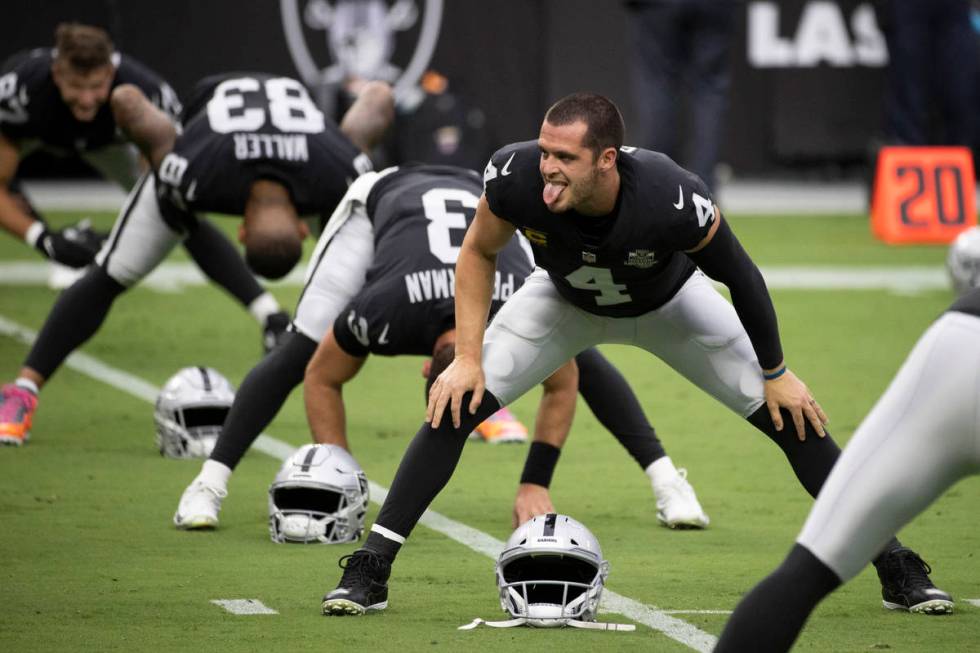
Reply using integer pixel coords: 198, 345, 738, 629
303, 377, 350, 451
0, 187, 39, 239
453, 244, 497, 361
689, 219, 784, 369
111, 84, 177, 170
533, 372, 577, 450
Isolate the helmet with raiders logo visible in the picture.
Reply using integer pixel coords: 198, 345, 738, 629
947, 226, 980, 294
268, 444, 369, 544
495, 514, 610, 627
154, 366, 235, 459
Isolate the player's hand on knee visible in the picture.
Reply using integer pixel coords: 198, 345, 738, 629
513, 483, 555, 528
426, 356, 485, 429
764, 368, 828, 441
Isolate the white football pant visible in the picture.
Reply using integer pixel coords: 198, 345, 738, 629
483, 268, 766, 417
798, 310, 980, 581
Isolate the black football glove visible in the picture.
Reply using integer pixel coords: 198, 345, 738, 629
32, 219, 106, 268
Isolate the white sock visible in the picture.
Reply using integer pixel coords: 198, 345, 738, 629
248, 292, 281, 325
196, 459, 232, 490
646, 456, 679, 488
14, 377, 40, 395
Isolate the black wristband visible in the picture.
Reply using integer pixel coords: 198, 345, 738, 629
519, 441, 561, 488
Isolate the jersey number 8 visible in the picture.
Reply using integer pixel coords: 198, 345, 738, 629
206, 77, 325, 134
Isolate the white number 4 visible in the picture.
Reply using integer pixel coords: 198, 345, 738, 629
692, 192, 714, 227
565, 266, 631, 306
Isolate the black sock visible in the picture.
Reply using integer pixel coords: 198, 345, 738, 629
574, 347, 666, 469
182, 219, 265, 307
715, 543, 842, 653
24, 266, 125, 379
208, 331, 317, 469
363, 531, 402, 562
372, 392, 501, 548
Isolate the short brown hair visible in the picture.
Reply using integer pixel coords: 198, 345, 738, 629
544, 92, 625, 158
54, 23, 114, 72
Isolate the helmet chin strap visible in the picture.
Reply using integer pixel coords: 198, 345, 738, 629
458, 617, 635, 632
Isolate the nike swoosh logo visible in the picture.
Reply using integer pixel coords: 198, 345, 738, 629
378, 323, 390, 345
672, 185, 684, 210
501, 153, 515, 176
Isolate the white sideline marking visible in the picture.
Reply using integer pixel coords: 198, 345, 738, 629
0, 314, 716, 652
0, 260, 951, 294
211, 599, 278, 615
965, 599, 980, 608
661, 610, 733, 615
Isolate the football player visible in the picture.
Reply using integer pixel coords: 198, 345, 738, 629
174, 164, 708, 531
0, 70, 394, 446
320, 93, 951, 617
0, 23, 290, 350
715, 286, 980, 650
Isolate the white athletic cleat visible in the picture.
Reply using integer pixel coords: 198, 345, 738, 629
173, 481, 227, 530
654, 469, 710, 529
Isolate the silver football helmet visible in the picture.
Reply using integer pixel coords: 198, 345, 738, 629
268, 444, 369, 544
495, 514, 610, 627
154, 367, 235, 459
946, 226, 980, 294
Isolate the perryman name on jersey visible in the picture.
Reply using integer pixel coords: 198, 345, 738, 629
233, 132, 309, 161
404, 267, 519, 304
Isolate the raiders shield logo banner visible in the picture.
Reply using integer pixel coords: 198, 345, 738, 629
280, 0, 443, 109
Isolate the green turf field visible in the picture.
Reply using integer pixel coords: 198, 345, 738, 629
1, 212, 977, 652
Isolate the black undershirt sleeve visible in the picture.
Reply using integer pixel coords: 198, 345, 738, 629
687, 217, 784, 370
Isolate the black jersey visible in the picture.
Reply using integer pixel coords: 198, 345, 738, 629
483, 140, 717, 317
332, 165, 533, 357
948, 287, 980, 319
0, 48, 181, 152
155, 73, 371, 219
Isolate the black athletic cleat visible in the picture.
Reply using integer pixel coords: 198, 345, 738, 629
262, 311, 291, 354
322, 550, 391, 616
876, 547, 954, 615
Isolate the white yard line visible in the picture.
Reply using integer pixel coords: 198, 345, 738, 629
0, 260, 952, 293
0, 314, 717, 652
210, 599, 278, 615
965, 599, 980, 608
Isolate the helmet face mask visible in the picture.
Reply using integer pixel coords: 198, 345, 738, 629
495, 514, 609, 627
947, 226, 980, 295
154, 367, 235, 459
268, 444, 369, 544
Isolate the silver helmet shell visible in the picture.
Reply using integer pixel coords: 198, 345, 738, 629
947, 226, 980, 294
495, 513, 610, 627
154, 366, 235, 459
268, 444, 369, 544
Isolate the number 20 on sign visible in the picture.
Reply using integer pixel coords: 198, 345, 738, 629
871, 147, 976, 244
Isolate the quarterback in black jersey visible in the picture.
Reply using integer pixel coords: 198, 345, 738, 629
0, 23, 288, 350
174, 165, 709, 532
0, 68, 393, 448
323, 93, 951, 618
718, 286, 980, 650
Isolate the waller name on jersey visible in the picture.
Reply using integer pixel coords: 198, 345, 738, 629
404, 268, 520, 304
233, 132, 310, 161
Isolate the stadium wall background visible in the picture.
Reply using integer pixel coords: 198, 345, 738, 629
3, 0, 941, 179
